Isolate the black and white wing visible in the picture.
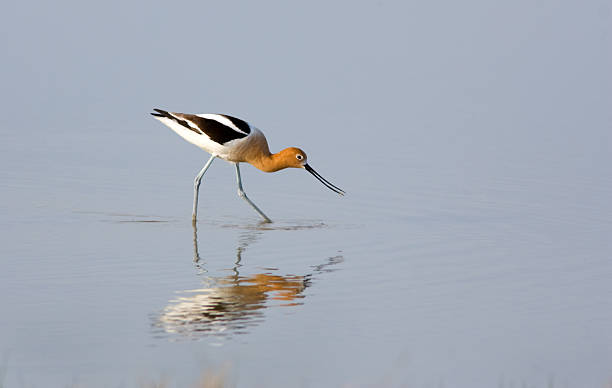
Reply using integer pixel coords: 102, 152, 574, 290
151, 109, 251, 145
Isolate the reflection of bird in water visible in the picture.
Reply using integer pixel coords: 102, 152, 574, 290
157, 274, 306, 338
156, 223, 342, 339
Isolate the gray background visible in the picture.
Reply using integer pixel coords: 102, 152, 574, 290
1, 1, 611, 387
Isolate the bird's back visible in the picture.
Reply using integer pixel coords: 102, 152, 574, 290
151, 109, 271, 162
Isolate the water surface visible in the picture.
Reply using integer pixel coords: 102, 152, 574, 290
1, 1, 611, 387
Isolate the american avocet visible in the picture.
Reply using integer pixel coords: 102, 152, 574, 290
151, 109, 344, 223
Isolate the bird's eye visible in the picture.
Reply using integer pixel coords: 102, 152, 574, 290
296, 154, 303, 160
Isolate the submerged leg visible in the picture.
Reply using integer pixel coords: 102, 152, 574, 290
235, 163, 272, 223
192, 155, 216, 223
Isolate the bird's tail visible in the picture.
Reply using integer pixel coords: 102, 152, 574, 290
151, 108, 172, 119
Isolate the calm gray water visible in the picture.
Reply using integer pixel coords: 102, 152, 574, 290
1, 1, 611, 387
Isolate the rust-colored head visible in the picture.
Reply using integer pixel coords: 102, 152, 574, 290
256, 146, 345, 196
276, 147, 308, 169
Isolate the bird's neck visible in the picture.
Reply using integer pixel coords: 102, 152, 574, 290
250, 152, 287, 173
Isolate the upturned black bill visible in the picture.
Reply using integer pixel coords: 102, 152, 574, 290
304, 164, 345, 196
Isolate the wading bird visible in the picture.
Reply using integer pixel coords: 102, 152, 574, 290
151, 109, 344, 223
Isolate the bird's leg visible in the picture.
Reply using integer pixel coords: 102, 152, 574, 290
192, 155, 216, 224
235, 163, 272, 223
192, 221, 200, 263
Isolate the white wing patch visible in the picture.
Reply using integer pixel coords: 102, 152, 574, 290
195, 114, 249, 135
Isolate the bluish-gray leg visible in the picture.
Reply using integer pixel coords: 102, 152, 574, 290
235, 163, 272, 223
192, 155, 216, 223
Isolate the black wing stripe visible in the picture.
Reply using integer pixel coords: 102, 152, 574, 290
151, 109, 201, 135
179, 114, 249, 144
220, 114, 251, 135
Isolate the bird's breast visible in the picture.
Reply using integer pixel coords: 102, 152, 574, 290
221, 128, 271, 163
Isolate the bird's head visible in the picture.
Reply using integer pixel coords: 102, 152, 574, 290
277, 147, 308, 168
277, 147, 345, 196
